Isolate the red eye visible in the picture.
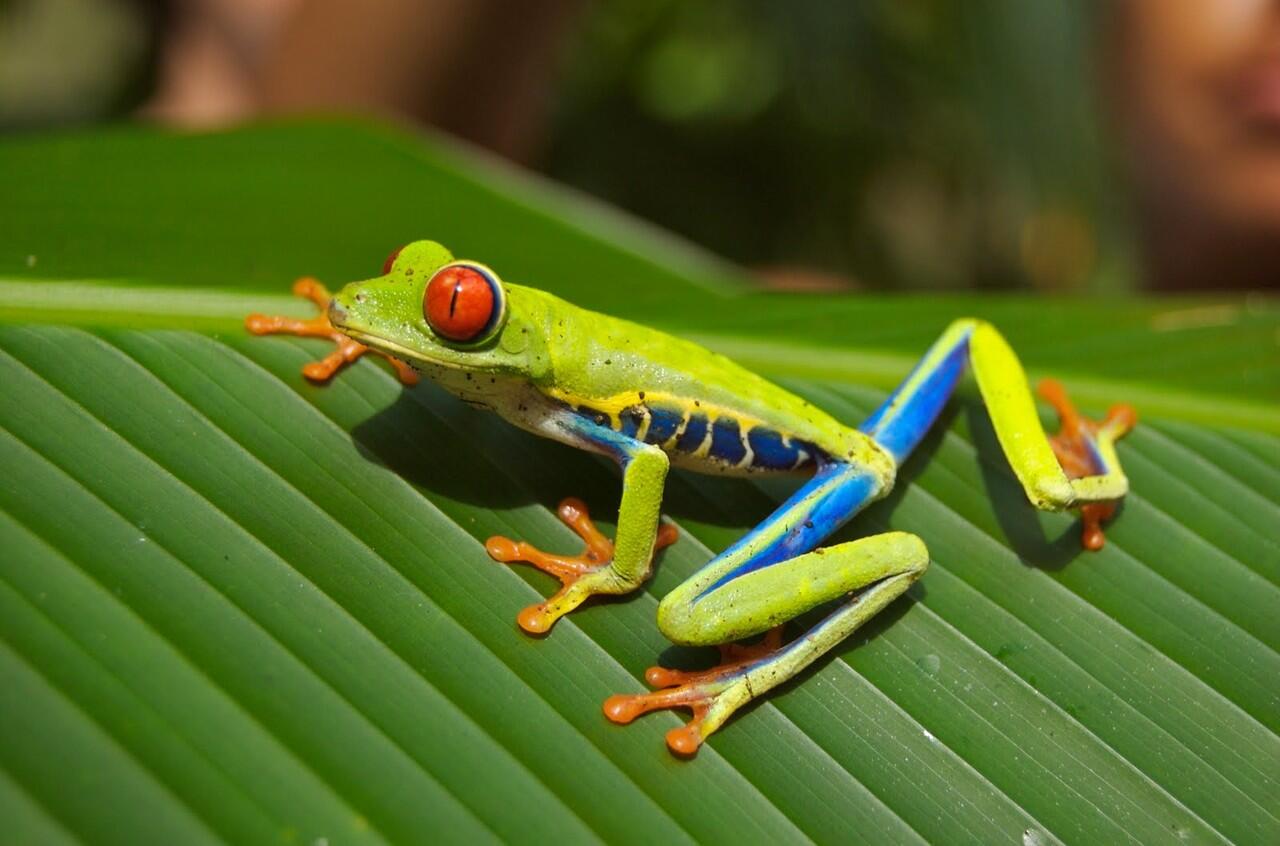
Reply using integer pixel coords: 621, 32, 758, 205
424, 262, 504, 342
382, 245, 405, 275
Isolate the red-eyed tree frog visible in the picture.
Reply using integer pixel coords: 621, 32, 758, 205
247, 240, 1136, 757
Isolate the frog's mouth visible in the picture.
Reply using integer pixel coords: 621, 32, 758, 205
326, 300, 422, 362
340, 325, 436, 367
333, 315, 480, 375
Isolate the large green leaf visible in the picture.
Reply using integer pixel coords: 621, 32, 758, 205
1, 122, 1276, 845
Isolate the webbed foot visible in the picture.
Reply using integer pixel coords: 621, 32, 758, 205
486, 498, 677, 634
1038, 378, 1136, 550
602, 627, 786, 757
245, 277, 419, 385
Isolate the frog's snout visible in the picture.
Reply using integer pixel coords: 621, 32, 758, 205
327, 297, 348, 328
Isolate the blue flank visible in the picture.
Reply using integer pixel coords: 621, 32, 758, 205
645, 407, 682, 445
694, 464, 881, 601
709, 418, 747, 465
748, 427, 806, 470
860, 328, 972, 463
558, 409, 643, 463
617, 406, 644, 438
675, 413, 709, 452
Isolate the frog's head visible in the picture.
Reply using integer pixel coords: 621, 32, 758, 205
328, 240, 548, 380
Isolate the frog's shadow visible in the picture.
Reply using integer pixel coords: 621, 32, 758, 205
350, 383, 793, 527
963, 402, 1097, 571
349, 383, 627, 511
353, 384, 1086, 724
349, 386, 525, 509
353, 384, 1089, 601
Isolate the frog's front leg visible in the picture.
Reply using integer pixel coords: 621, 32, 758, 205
245, 277, 419, 385
604, 461, 922, 756
486, 420, 676, 633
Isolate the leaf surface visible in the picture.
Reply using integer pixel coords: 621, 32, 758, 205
1, 122, 1276, 845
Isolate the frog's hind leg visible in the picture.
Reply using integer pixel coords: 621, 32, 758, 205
606, 529, 928, 756
860, 318, 1136, 548
245, 277, 418, 385
605, 459, 912, 755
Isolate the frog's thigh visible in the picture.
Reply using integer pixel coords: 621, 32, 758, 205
658, 531, 928, 646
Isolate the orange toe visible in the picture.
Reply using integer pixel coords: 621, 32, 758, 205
487, 498, 678, 634
246, 277, 418, 385
1037, 379, 1135, 551
605, 684, 711, 757
516, 602, 557, 635
604, 627, 787, 757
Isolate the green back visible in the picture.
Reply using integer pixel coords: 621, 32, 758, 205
515, 284, 857, 455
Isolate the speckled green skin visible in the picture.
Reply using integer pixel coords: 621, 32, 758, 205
329, 241, 883, 473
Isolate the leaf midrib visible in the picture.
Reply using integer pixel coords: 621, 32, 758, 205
0, 277, 1275, 434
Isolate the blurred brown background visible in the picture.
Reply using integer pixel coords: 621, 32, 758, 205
3, 0, 1279, 293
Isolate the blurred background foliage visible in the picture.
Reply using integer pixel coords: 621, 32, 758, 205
547, 1, 1118, 293
7, 0, 1280, 296
0, 0, 1125, 295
